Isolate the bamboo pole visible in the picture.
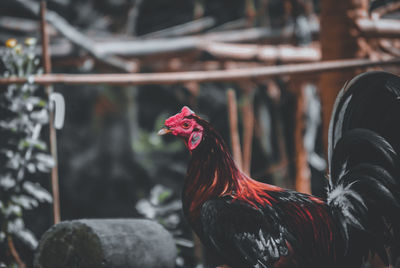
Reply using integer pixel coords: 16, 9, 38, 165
40, 1, 61, 224
227, 89, 243, 169
0, 57, 399, 86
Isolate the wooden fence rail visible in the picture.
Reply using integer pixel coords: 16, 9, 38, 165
1, 57, 399, 86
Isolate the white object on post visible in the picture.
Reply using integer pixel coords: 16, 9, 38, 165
49, 92, 65, 129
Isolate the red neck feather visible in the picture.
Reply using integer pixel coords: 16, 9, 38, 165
183, 118, 282, 219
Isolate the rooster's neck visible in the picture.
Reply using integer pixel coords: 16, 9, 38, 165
183, 129, 238, 217
182, 128, 280, 221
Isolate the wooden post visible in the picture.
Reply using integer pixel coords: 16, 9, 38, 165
245, 0, 256, 26
40, 2, 51, 74
294, 88, 311, 194
193, 0, 204, 19
227, 89, 243, 170
319, 0, 369, 158
289, 77, 312, 194
241, 85, 255, 176
40, 1, 61, 224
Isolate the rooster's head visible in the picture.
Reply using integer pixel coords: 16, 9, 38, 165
158, 106, 204, 151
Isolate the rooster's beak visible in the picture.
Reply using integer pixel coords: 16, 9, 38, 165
158, 128, 172, 135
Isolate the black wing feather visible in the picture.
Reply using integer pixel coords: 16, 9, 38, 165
200, 198, 291, 268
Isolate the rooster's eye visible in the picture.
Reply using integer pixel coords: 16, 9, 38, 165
182, 122, 190, 129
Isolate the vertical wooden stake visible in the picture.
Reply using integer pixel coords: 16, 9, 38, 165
294, 83, 311, 194
41, 1, 61, 224
193, 0, 204, 19
259, 0, 270, 26
227, 89, 243, 170
319, 0, 369, 157
241, 89, 254, 176
245, 0, 256, 26
40, 1, 51, 74
193, 233, 204, 265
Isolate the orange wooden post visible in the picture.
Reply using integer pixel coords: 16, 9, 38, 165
40, 1, 61, 224
227, 89, 243, 170
319, 0, 369, 157
241, 84, 255, 176
291, 78, 312, 194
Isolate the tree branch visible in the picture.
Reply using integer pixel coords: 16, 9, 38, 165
8, 236, 26, 268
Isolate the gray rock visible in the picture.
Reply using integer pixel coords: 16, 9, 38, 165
34, 219, 177, 268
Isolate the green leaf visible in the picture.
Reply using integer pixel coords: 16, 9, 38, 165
38, 99, 47, 107
158, 190, 173, 204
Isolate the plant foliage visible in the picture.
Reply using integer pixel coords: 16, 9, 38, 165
0, 38, 53, 266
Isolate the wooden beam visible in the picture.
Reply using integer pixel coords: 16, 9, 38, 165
202, 42, 320, 62
379, 39, 400, 57
0, 16, 56, 35
371, 2, 400, 18
15, 0, 298, 56
93, 26, 297, 56
0, 57, 399, 86
0, 41, 73, 58
357, 18, 400, 38
206, 18, 247, 33
13, 0, 318, 59
141, 17, 216, 39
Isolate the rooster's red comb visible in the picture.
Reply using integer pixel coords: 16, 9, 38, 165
165, 106, 195, 126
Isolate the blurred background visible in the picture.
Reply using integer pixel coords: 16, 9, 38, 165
0, 0, 400, 267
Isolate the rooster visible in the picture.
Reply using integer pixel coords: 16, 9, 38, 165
158, 71, 400, 268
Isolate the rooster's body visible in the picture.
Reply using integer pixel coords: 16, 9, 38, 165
159, 71, 400, 268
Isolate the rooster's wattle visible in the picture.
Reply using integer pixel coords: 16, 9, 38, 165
158, 71, 400, 268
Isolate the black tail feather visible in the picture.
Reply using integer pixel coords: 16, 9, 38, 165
330, 129, 399, 184
327, 71, 400, 265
